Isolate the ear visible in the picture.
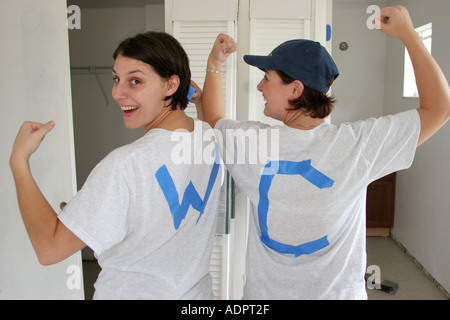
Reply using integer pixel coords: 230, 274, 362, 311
291, 80, 304, 99
166, 74, 180, 96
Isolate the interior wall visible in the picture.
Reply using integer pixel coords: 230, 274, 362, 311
383, 0, 450, 293
331, 0, 387, 124
0, 0, 83, 299
333, 0, 449, 294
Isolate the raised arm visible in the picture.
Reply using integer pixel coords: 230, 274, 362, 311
10, 121, 85, 265
202, 33, 237, 128
379, 6, 450, 146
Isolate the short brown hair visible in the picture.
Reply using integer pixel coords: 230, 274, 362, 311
276, 70, 336, 118
113, 32, 191, 110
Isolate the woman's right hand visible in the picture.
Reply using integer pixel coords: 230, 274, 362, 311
10, 121, 56, 164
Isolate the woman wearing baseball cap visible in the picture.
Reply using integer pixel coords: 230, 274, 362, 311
201, 6, 449, 299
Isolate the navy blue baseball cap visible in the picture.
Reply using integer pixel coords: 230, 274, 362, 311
244, 39, 339, 93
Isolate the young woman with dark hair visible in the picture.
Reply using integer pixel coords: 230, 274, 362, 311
10, 31, 222, 299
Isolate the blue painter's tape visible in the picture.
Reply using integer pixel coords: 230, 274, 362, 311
155, 143, 220, 230
326, 24, 332, 41
187, 85, 196, 101
258, 160, 334, 257
261, 234, 329, 258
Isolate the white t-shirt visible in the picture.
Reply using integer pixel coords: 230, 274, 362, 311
58, 120, 223, 299
215, 109, 420, 299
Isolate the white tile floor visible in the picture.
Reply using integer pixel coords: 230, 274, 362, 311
82, 236, 448, 300
366, 236, 447, 300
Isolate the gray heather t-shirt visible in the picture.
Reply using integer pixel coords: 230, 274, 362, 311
58, 120, 223, 299
215, 109, 420, 299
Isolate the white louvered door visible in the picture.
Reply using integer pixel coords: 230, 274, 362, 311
173, 20, 236, 120
173, 19, 236, 301
249, 18, 311, 126
248, 0, 315, 125
248, 0, 333, 125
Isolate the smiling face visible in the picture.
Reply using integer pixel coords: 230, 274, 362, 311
112, 54, 177, 132
257, 70, 301, 122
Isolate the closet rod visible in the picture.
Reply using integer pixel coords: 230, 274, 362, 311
70, 66, 113, 74
70, 66, 112, 106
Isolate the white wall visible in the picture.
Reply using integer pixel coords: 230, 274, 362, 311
331, 0, 388, 124
383, 0, 450, 293
0, 0, 83, 299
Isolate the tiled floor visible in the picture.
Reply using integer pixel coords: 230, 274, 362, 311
366, 236, 447, 300
81, 236, 448, 300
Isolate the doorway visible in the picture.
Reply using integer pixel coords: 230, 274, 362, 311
67, 0, 159, 298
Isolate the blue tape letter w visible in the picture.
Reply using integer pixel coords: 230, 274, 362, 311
155, 147, 220, 230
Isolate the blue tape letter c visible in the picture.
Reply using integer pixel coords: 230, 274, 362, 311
258, 160, 334, 257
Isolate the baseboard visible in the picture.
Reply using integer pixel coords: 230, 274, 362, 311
366, 228, 390, 237
389, 233, 450, 300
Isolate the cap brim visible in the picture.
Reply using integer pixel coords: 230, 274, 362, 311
243, 55, 278, 71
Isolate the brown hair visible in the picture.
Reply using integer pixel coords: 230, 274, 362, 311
276, 70, 336, 118
113, 31, 191, 110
